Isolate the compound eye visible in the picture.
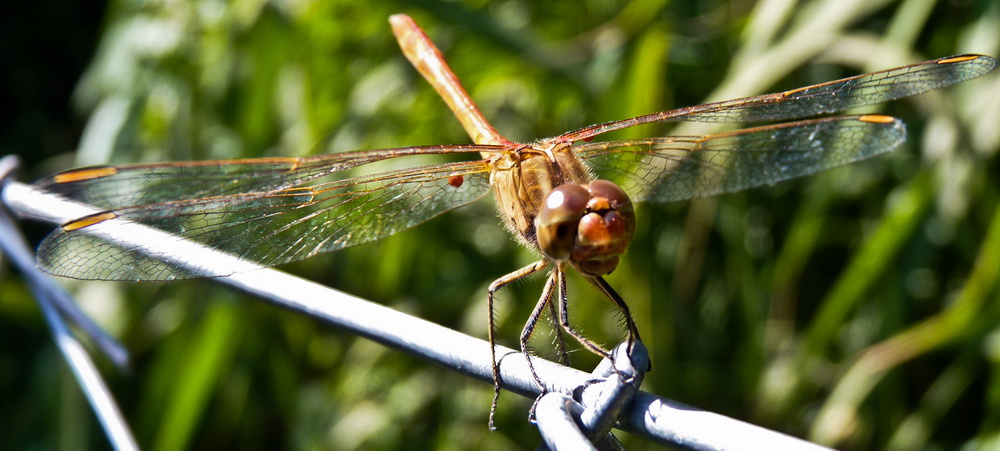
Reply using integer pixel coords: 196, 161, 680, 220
587, 180, 630, 210
535, 184, 589, 261
570, 180, 636, 276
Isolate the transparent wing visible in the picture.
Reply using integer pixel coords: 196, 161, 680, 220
35, 145, 499, 210
35, 149, 496, 281
560, 54, 995, 141
578, 115, 904, 203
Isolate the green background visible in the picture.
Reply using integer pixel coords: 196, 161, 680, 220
2, 0, 999, 449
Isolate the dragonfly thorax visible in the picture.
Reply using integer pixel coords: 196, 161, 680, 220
490, 141, 591, 247
535, 180, 635, 277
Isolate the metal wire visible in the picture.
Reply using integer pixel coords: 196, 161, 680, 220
2, 178, 833, 450
535, 392, 603, 450
0, 159, 138, 451
537, 342, 645, 449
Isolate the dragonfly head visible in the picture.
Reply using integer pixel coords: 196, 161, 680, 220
535, 180, 635, 276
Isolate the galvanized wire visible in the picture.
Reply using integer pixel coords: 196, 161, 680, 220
0, 159, 138, 451
3, 178, 833, 450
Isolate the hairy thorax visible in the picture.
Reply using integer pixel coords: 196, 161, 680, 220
489, 141, 592, 249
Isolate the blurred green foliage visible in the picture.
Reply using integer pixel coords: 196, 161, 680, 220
2, 0, 1000, 449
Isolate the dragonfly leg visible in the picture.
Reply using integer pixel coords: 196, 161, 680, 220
588, 276, 649, 370
521, 272, 558, 422
486, 259, 548, 430
555, 268, 612, 360
520, 273, 557, 386
546, 289, 572, 366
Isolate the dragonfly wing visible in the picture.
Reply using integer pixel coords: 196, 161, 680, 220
559, 54, 994, 141
578, 115, 904, 203
37, 158, 493, 281
35, 145, 499, 210
669, 54, 996, 123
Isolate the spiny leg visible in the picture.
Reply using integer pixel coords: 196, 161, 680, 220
520, 272, 557, 389
554, 266, 612, 360
546, 289, 572, 366
588, 276, 642, 349
519, 272, 559, 421
486, 260, 548, 430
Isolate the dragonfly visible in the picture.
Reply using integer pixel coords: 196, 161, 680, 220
33, 14, 996, 428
